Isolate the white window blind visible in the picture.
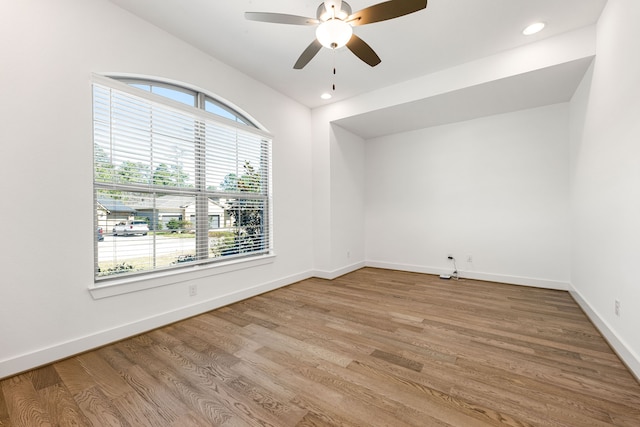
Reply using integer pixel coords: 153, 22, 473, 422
93, 76, 272, 281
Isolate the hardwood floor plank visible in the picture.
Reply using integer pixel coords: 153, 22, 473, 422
116, 365, 183, 425
110, 390, 175, 427
167, 340, 306, 424
1, 268, 639, 426
231, 349, 296, 399
119, 337, 237, 425
149, 336, 294, 426
54, 357, 96, 396
451, 356, 624, 422
0, 389, 10, 427
370, 349, 424, 372
345, 359, 510, 427
38, 383, 92, 427
96, 345, 136, 373
245, 324, 354, 368
28, 366, 61, 391
76, 352, 133, 400
225, 375, 307, 425
313, 359, 457, 427
1, 375, 51, 427
73, 385, 130, 427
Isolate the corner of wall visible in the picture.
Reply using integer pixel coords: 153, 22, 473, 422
312, 261, 366, 280
569, 286, 640, 382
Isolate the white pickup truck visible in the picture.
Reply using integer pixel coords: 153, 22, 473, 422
112, 220, 149, 236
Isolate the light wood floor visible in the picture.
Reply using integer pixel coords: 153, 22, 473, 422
2, 268, 639, 426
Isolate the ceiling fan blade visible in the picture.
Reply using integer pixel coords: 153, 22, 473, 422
347, 0, 427, 27
346, 34, 381, 67
245, 12, 319, 26
294, 39, 323, 69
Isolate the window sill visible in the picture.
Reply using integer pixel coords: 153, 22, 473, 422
89, 253, 276, 299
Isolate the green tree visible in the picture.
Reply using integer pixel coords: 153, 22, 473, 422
171, 164, 190, 187
94, 143, 116, 183
152, 163, 172, 186
222, 161, 264, 255
95, 146, 149, 199
219, 173, 239, 192
117, 160, 148, 184
237, 162, 260, 192
153, 163, 191, 187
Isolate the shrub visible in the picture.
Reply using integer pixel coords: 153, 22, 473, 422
173, 254, 196, 264
98, 262, 138, 277
166, 218, 182, 231
166, 218, 193, 233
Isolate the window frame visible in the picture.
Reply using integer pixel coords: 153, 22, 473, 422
118, 77, 257, 127
91, 74, 273, 295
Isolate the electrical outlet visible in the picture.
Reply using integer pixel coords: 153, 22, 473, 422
347, 251, 351, 259
467, 255, 473, 263
189, 285, 197, 297
615, 300, 620, 317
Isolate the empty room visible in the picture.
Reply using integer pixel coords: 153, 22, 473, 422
1, 0, 639, 425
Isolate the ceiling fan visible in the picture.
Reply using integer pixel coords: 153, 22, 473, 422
245, 0, 428, 69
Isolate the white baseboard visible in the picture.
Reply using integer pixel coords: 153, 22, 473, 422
0, 270, 313, 379
569, 288, 640, 382
365, 261, 570, 290
313, 261, 366, 280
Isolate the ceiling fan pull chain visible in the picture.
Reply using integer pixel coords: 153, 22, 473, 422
332, 50, 337, 91
333, 67, 336, 91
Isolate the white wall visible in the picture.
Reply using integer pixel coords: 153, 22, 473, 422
309, 26, 593, 284
0, 0, 313, 378
310, 118, 366, 278
365, 104, 571, 289
569, 0, 640, 376
330, 125, 366, 275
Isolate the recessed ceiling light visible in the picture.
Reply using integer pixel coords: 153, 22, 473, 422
320, 93, 332, 100
523, 22, 545, 36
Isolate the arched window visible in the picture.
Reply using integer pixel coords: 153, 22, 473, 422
119, 78, 257, 127
93, 75, 272, 282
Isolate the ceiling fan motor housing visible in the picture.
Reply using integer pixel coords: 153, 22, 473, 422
316, 1, 352, 21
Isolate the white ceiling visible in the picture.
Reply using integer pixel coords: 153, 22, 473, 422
108, 0, 607, 111
334, 56, 595, 138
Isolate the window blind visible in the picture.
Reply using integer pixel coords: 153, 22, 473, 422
93, 76, 272, 281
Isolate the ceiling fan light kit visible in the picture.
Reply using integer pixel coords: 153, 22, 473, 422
245, 0, 428, 69
316, 19, 353, 49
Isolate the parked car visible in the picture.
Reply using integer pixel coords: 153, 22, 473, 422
113, 220, 149, 236
96, 226, 104, 241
